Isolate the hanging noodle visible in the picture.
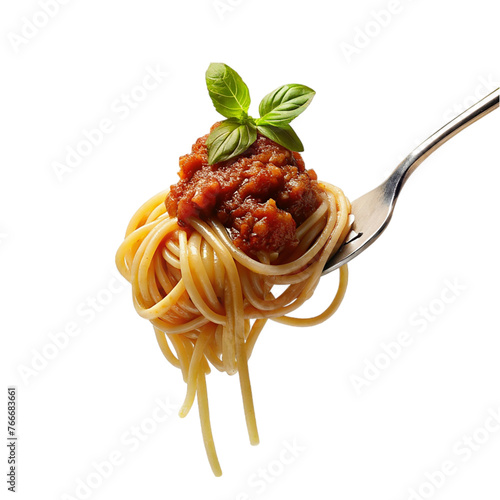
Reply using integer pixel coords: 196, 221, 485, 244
115, 182, 351, 476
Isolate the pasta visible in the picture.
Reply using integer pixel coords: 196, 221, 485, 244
115, 181, 351, 476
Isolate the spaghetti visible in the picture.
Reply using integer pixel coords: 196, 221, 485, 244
115, 178, 351, 476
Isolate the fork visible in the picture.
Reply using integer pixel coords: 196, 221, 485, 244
323, 88, 500, 275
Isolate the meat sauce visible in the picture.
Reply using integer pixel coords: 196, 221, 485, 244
166, 124, 324, 257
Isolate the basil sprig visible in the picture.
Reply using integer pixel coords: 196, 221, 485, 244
206, 119, 256, 165
206, 63, 251, 120
205, 63, 315, 164
256, 84, 315, 127
255, 124, 304, 152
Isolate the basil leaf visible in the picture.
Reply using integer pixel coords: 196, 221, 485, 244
206, 119, 257, 164
257, 84, 315, 126
206, 63, 251, 119
257, 124, 304, 152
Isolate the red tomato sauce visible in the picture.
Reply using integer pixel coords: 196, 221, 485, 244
166, 124, 323, 256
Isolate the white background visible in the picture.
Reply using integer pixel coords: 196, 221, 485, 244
1, 1, 499, 499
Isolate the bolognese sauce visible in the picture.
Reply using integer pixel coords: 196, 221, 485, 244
166, 124, 324, 256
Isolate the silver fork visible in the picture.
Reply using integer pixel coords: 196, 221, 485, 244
323, 88, 500, 275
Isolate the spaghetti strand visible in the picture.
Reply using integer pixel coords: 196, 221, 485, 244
115, 181, 351, 475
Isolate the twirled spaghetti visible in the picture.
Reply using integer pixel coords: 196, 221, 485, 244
115, 180, 351, 476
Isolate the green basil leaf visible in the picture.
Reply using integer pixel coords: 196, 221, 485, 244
257, 124, 304, 152
206, 63, 251, 119
206, 119, 257, 164
257, 84, 315, 126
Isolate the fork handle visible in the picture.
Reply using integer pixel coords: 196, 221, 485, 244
388, 88, 499, 197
